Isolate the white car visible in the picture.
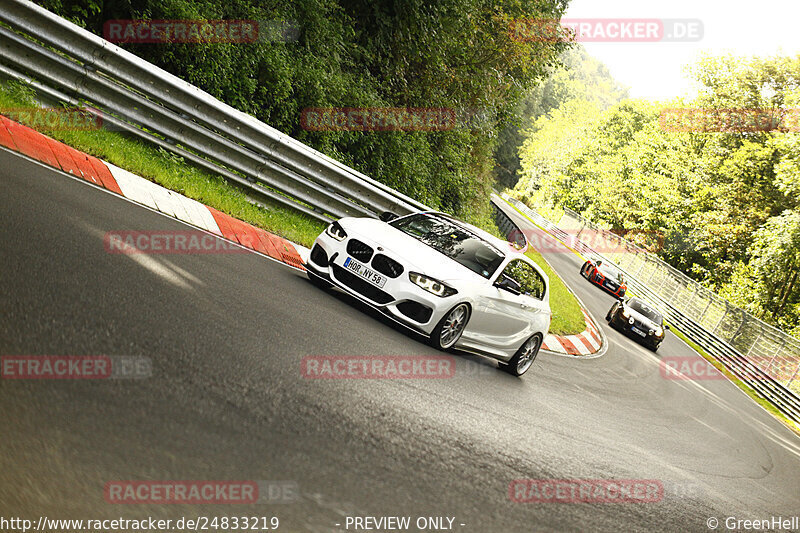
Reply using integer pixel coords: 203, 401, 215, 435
306, 211, 551, 376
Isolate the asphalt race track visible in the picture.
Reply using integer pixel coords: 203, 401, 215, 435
1, 146, 799, 532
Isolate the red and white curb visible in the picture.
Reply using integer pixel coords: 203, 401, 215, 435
542, 309, 603, 356
0, 115, 309, 269
2, 112, 602, 358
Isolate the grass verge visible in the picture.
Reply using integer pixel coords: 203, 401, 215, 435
1, 80, 589, 337
500, 193, 800, 431
0, 81, 325, 247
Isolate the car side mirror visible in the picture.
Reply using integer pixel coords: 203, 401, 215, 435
379, 211, 399, 222
495, 275, 521, 295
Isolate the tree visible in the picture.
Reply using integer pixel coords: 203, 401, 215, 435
721, 210, 800, 328
494, 44, 628, 188
513, 52, 800, 334
34, 0, 569, 227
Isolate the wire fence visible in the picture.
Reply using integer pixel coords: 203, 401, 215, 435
502, 193, 800, 404
559, 208, 800, 395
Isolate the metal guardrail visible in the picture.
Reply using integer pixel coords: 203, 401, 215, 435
560, 207, 800, 395
3, 1, 798, 422
490, 197, 527, 249
502, 193, 800, 424
0, 0, 429, 223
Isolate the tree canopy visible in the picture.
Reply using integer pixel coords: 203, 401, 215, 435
515, 53, 800, 335
38, 0, 569, 228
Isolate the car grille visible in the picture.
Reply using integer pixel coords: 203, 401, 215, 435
331, 264, 393, 304
371, 254, 404, 278
310, 244, 329, 267
346, 239, 373, 262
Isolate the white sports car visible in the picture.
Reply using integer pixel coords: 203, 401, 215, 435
306, 211, 551, 376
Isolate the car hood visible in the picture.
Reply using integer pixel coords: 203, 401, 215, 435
338, 217, 496, 283
597, 265, 623, 283
626, 308, 661, 331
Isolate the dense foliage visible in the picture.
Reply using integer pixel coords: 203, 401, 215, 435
494, 45, 627, 187
37, 0, 568, 227
515, 54, 800, 335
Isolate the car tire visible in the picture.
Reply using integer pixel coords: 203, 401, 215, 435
430, 303, 471, 351
501, 333, 543, 377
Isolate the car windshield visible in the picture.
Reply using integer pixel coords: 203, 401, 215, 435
390, 213, 505, 278
598, 263, 624, 283
628, 299, 662, 324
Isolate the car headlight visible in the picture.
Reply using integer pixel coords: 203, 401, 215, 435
409, 272, 457, 297
654, 326, 664, 337
621, 307, 630, 318
326, 221, 347, 241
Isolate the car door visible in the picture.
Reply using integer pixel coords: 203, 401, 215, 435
509, 259, 549, 332
468, 259, 543, 351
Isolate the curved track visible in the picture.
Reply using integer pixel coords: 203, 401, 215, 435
1, 148, 799, 532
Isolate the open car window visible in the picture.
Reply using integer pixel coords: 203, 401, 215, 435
502, 260, 546, 300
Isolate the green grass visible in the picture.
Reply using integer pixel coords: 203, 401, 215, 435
525, 248, 586, 336
0, 80, 587, 338
0, 81, 325, 247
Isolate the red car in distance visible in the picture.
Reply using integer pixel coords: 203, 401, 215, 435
580, 256, 627, 298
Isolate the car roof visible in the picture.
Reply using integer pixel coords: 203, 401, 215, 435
598, 261, 621, 273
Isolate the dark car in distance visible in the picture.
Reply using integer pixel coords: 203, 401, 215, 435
606, 297, 669, 351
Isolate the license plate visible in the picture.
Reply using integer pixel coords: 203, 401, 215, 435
344, 256, 386, 288
631, 327, 646, 337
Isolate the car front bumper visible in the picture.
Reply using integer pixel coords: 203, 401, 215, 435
307, 230, 461, 336
611, 313, 663, 347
